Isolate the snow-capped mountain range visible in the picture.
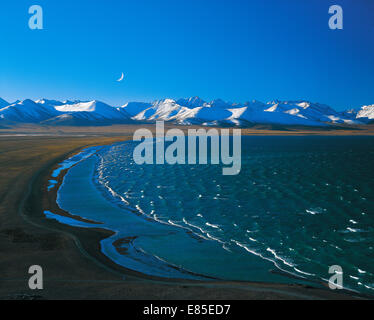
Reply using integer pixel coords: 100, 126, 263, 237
0, 96, 373, 127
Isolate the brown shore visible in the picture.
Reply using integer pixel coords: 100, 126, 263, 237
1, 124, 373, 300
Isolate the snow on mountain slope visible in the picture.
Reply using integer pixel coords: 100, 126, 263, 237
0, 98, 9, 109
356, 105, 374, 121
263, 101, 357, 124
133, 99, 232, 125
340, 105, 374, 123
0, 99, 130, 123
0, 99, 60, 122
1, 96, 372, 127
120, 102, 152, 117
176, 97, 233, 109
122, 98, 372, 126
207, 99, 233, 109
340, 108, 359, 119
35, 98, 65, 106
176, 96, 206, 108
133, 99, 192, 122
55, 100, 130, 121
227, 104, 323, 126
194, 106, 232, 122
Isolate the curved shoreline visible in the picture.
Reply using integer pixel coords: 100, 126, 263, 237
21, 139, 369, 299
19, 142, 129, 279
50, 145, 218, 281
25, 141, 217, 283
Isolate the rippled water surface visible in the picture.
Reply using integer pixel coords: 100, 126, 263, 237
56, 136, 374, 294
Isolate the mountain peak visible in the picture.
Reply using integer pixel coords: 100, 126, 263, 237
155, 98, 177, 105
176, 96, 206, 108
20, 99, 38, 105
35, 98, 65, 106
1, 96, 373, 126
209, 99, 231, 108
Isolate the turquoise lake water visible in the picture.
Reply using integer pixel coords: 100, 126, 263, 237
51, 136, 374, 294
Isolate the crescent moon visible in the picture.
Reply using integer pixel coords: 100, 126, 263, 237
117, 72, 124, 82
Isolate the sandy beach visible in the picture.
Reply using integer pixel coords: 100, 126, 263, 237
1, 124, 373, 300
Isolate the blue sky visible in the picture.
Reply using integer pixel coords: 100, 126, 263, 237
0, 0, 373, 110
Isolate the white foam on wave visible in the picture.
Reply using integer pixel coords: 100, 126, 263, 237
266, 247, 295, 268
182, 218, 205, 233
320, 277, 360, 294
293, 267, 315, 276
222, 244, 232, 252
305, 207, 325, 215
96, 151, 219, 248
205, 222, 221, 229
168, 219, 186, 229
104, 180, 131, 205
182, 218, 222, 242
152, 216, 216, 244
230, 240, 304, 279
206, 233, 224, 244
